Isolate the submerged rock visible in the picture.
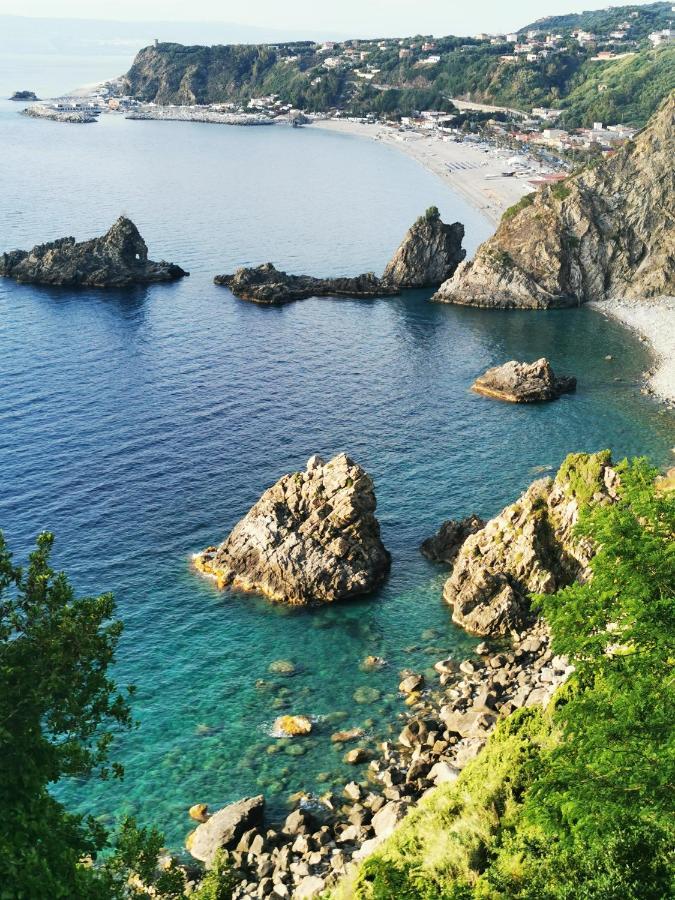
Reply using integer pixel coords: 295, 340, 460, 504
433, 94, 675, 308
214, 262, 395, 305
443, 450, 618, 635
193, 453, 390, 605
187, 795, 264, 866
420, 514, 485, 564
472, 358, 576, 403
382, 207, 465, 288
0, 217, 188, 287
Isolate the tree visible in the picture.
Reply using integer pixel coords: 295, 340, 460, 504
0, 531, 135, 897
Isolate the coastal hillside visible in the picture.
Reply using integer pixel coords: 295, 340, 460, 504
121, 2, 675, 126
434, 90, 675, 308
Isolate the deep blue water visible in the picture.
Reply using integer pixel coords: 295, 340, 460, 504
1, 103, 673, 846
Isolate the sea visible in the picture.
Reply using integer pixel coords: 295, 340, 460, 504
1, 61, 673, 847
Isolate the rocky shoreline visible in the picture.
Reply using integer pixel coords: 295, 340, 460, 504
179, 451, 618, 898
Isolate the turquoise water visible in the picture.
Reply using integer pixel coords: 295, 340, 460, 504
1, 103, 673, 846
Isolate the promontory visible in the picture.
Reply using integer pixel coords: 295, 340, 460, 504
193, 453, 390, 604
0, 217, 188, 288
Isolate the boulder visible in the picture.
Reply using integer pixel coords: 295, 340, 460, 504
188, 803, 209, 822
382, 207, 465, 288
188, 796, 264, 867
194, 453, 390, 605
428, 761, 461, 785
273, 715, 312, 737
472, 358, 576, 403
399, 673, 424, 694
0, 217, 187, 287
420, 514, 485, 564
295, 876, 326, 898
371, 801, 407, 838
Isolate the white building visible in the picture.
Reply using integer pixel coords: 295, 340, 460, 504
649, 29, 675, 46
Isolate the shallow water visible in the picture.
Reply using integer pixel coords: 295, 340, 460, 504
1, 105, 672, 845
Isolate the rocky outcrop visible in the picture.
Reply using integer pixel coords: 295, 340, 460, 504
9, 90, 39, 101
193, 453, 390, 604
215, 263, 395, 305
215, 210, 466, 304
382, 207, 465, 288
433, 91, 675, 308
0, 217, 188, 287
187, 796, 264, 867
420, 515, 485, 564
443, 450, 618, 635
472, 358, 576, 403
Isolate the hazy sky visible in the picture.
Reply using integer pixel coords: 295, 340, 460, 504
0, 0, 660, 36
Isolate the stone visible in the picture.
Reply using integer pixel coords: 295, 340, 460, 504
331, 727, 364, 743
343, 781, 363, 801
420, 514, 485, 564
188, 796, 264, 867
472, 359, 576, 403
215, 262, 396, 304
360, 655, 387, 671
353, 686, 382, 704
440, 707, 496, 739
443, 452, 617, 636
428, 761, 461, 785
344, 747, 370, 764
273, 715, 312, 737
399, 673, 424, 694
188, 803, 209, 822
194, 453, 390, 605
371, 801, 407, 838
0, 217, 187, 287
282, 808, 317, 836
381, 207, 465, 288
433, 94, 675, 308
268, 659, 297, 676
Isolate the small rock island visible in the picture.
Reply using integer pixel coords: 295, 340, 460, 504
472, 358, 576, 403
215, 207, 465, 305
0, 217, 188, 288
9, 90, 39, 101
193, 453, 390, 604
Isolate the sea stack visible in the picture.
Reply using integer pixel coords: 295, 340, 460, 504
194, 453, 390, 604
472, 359, 576, 403
0, 217, 188, 288
382, 206, 465, 288
433, 92, 675, 308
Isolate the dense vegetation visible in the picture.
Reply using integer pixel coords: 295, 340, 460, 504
522, 2, 673, 41
122, 3, 675, 126
337, 457, 675, 899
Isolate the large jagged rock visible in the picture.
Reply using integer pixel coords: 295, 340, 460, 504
420, 515, 485, 564
433, 92, 675, 308
187, 796, 264, 867
472, 358, 576, 403
215, 210, 465, 304
214, 263, 395, 305
382, 208, 465, 288
0, 217, 188, 287
193, 453, 390, 604
443, 451, 619, 635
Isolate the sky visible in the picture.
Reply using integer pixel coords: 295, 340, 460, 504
0, 0, 661, 37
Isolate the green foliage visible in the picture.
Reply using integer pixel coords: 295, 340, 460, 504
502, 192, 535, 221
488, 248, 515, 268
338, 456, 675, 900
415, 206, 441, 226
192, 851, 242, 900
550, 181, 572, 201
555, 448, 612, 503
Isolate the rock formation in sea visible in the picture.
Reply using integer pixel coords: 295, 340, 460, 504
443, 450, 618, 635
433, 91, 675, 308
215, 263, 396, 305
382, 207, 465, 288
215, 209, 465, 305
193, 453, 390, 604
472, 358, 576, 403
0, 217, 188, 288
9, 90, 39, 101
420, 514, 485, 564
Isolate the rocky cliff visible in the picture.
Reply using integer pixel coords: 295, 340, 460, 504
443, 450, 618, 634
216, 210, 465, 304
382, 207, 465, 288
0, 217, 188, 288
193, 453, 390, 604
215, 263, 395, 305
434, 91, 675, 308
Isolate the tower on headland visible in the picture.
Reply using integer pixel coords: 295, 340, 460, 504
154, 38, 159, 48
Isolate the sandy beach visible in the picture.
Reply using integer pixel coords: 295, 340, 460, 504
590, 297, 675, 406
312, 119, 541, 226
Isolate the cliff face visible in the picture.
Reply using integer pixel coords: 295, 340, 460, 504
193, 453, 390, 605
0, 218, 187, 288
382, 210, 465, 289
434, 91, 675, 308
